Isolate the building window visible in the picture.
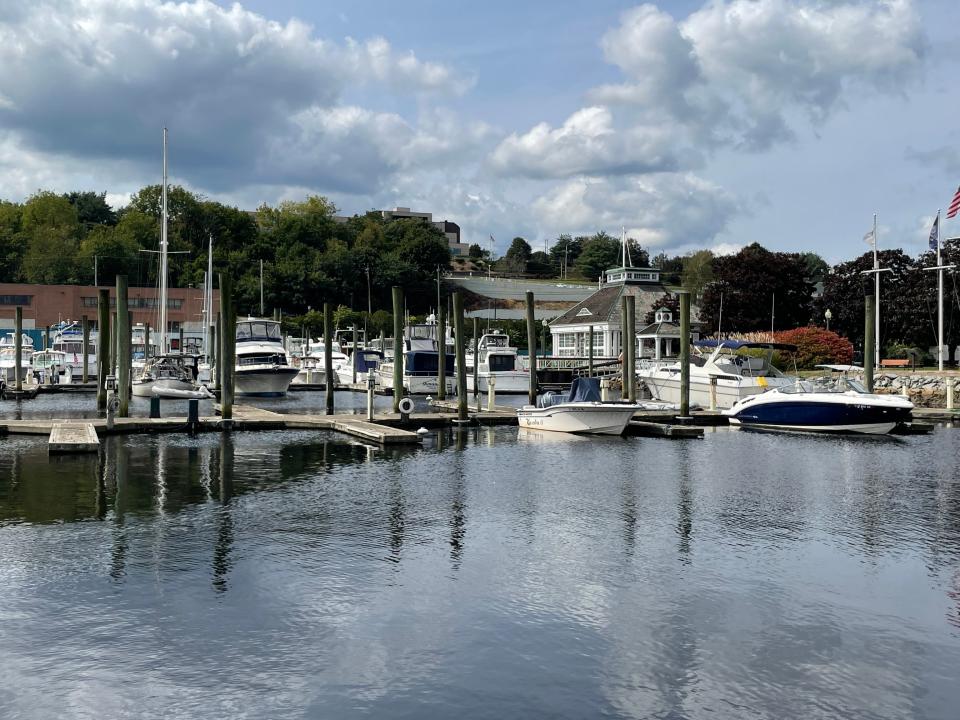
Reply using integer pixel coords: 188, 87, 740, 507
0, 295, 33, 306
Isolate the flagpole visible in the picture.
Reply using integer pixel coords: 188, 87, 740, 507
873, 213, 880, 367
937, 209, 944, 371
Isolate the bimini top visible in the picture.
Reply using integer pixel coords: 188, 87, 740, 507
694, 339, 798, 352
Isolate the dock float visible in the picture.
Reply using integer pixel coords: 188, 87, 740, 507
49, 423, 100, 453
626, 420, 703, 438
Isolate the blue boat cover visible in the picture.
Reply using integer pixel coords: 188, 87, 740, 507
536, 376, 601, 408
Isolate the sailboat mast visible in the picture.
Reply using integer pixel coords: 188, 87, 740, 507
159, 127, 169, 356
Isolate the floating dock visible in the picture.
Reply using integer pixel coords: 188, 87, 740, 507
48, 422, 100, 453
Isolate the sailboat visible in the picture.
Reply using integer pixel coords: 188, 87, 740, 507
132, 128, 203, 399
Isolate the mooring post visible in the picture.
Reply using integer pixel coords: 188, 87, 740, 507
81, 314, 89, 383
324, 302, 334, 416
44, 325, 50, 351
864, 281, 875, 393
946, 379, 954, 410
208, 323, 216, 385
14, 306, 22, 392
454, 291, 468, 422
352, 325, 358, 385
213, 313, 220, 391
620, 295, 630, 400
116, 275, 131, 417
97, 289, 110, 411
488, 374, 496, 411
526, 291, 537, 406
709, 377, 718, 411
367, 370, 375, 421
588, 323, 594, 378
626, 295, 637, 403
178, 324, 185, 355
472, 317, 479, 397
679, 290, 691, 418
392, 286, 403, 413
144, 323, 151, 361
219, 274, 234, 422
110, 311, 117, 376
437, 303, 447, 401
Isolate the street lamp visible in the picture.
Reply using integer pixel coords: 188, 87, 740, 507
541, 318, 549, 356
824, 308, 832, 331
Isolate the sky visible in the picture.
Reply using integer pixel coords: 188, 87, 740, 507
1, 0, 958, 263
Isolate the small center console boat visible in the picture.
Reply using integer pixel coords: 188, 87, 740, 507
517, 377, 641, 435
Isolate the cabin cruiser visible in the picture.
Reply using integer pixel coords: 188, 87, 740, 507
132, 354, 200, 397
234, 318, 299, 396
31, 350, 72, 384
0, 332, 35, 386
335, 348, 383, 386
51, 321, 96, 381
376, 324, 455, 394
466, 330, 529, 393
638, 340, 796, 409
723, 366, 913, 435
517, 377, 641, 435
294, 339, 349, 386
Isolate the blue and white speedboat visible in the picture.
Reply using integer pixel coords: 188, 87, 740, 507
723, 366, 913, 435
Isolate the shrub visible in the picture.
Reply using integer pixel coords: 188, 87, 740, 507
773, 326, 853, 369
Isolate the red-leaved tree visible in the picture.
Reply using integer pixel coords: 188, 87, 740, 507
774, 326, 854, 369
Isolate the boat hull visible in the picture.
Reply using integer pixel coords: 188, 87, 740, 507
131, 377, 196, 398
466, 371, 530, 394
725, 397, 913, 435
377, 368, 454, 395
640, 371, 793, 409
517, 403, 639, 435
235, 366, 300, 396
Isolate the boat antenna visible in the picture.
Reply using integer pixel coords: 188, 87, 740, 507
717, 291, 724, 339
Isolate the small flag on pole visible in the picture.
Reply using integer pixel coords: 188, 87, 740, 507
863, 229, 875, 248
929, 214, 939, 250
948, 185, 960, 219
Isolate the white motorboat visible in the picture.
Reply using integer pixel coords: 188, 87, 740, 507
466, 330, 529, 393
377, 323, 455, 394
50, 321, 96, 381
723, 365, 914, 434
132, 355, 199, 397
0, 332, 35, 386
335, 348, 383, 386
638, 339, 797, 409
292, 339, 349, 386
517, 377, 641, 435
31, 349, 72, 384
234, 318, 300, 396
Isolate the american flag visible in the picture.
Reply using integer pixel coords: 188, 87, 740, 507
929, 214, 939, 249
948, 185, 960, 219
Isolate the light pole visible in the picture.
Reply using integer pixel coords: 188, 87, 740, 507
824, 308, 832, 332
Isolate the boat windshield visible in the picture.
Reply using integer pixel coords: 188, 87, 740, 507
236, 321, 281, 342
780, 376, 866, 394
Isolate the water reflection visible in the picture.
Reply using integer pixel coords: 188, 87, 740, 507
0, 427, 959, 720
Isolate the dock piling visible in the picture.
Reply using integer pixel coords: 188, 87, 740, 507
14, 306, 22, 392
488, 374, 496, 411
44, 325, 50, 351
81, 315, 89, 383
324, 302, 334, 415
454, 291, 468, 422
213, 314, 220, 390
219, 274, 234, 422
392, 287, 403, 413
626, 295, 637, 403
526, 291, 537, 406
679, 290, 691, 417
620, 296, 629, 398
352, 325, 358, 385
97, 289, 110, 411
472, 317, 479, 397
110, 311, 117, 376
437, 303, 447, 401
864, 281, 875, 392
145, 323, 151, 361
588, 323, 594, 377
116, 275, 131, 417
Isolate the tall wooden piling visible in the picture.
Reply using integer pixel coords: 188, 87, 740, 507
14, 306, 22, 392
588, 323, 595, 377
81, 314, 89, 383
679, 290, 691, 416
526, 291, 537, 406
219, 274, 234, 421
110, 311, 117, 376
116, 275, 131, 417
437, 303, 447, 400
620, 296, 630, 399
454, 291, 468, 421
144, 323, 151, 360
324, 302, 334, 415
626, 295, 637, 402
472, 317, 479, 397
352, 325, 358, 385
392, 286, 403, 412
864, 282, 875, 393
44, 325, 50, 351
212, 313, 221, 390
97, 289, 110, 410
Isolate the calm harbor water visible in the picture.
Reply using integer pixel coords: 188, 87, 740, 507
1, 410, 959, 718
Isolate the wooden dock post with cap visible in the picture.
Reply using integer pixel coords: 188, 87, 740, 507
81, 315, 90, 383
454, 291, 468, 422
116, 275, 131, 417
97, 289, 109, 410
526, 291, 537, 406
626, 294, 637, 403
324, 302, 334, 416
437, 303, 447, 401
14, 306, 22, 392
219, 274, 234, 421
588, 323, 594, 377
620, 296, 630, 399
679, 290, 691, 418
472, 317, 479, 397
864, 280, 875, 393
392, 286, 403, 413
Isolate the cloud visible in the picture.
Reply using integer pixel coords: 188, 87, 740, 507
530, 173, 738, 249
0, 0, 472, 197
